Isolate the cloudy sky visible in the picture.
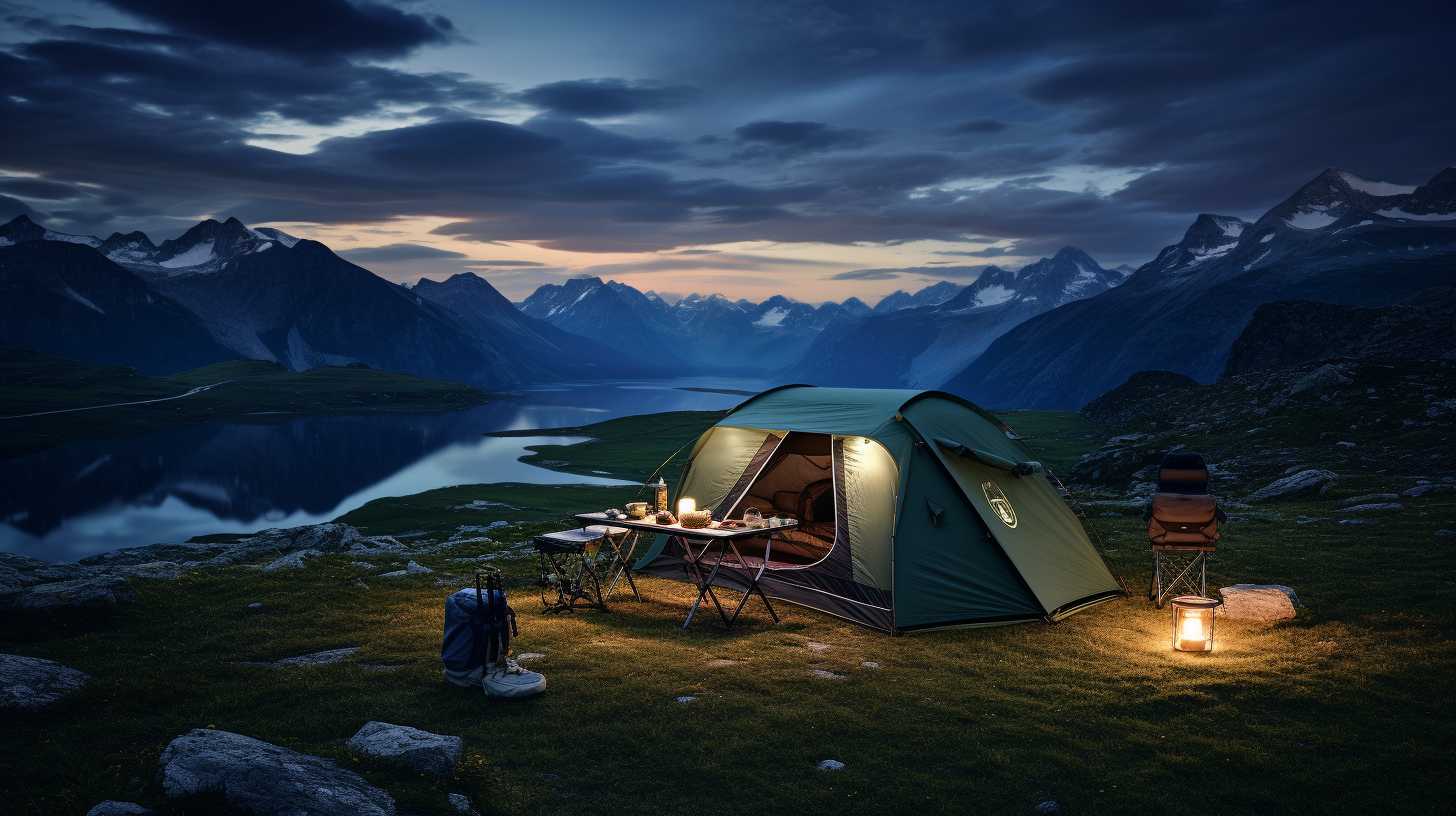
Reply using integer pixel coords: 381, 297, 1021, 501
1, 0, 1451, 302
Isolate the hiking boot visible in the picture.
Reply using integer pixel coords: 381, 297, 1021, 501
482, 658, 546, 699
443, 666, 483, 688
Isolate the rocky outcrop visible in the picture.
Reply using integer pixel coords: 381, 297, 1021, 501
85, 802, 154, 816
347, 721, 462, 777
1223, 295, 1456, 377
1219, 584, 1298, 622
159, 728, 395, 815
1247, 469, 1337, 502
0, 653, 89, 710
15, 576, 136, 611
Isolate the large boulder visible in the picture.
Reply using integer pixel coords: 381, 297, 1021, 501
0, 653, 90, 710
16, 576, 135, 611
261, 549, 323, 573
158, 729, 395, 815
1247, 469, 1337, 502
347, 721, 463, 777
1218, 584, 1298, 622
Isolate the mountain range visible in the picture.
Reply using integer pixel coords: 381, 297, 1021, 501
787, 247, 1127, 387
519, 278, 875, 371
0, 215, 620, 385
944, 168, 1456, 408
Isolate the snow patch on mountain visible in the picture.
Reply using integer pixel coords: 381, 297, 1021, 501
62, 286, 105, 314
1286, 208, 1339, 230
973, 284, 1014, 307
754, 306, 789, 327
160, 240, 215, 268
1338, 172, 1416, 197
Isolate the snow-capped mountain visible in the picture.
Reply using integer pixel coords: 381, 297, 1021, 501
787, 247, 1123, 388
520, 278, 871, 370
0, 214, 102, 249
944, 167, 1456, 409
0, 236, 234, 373
412, 272, 628, 380
0, 215, 618, 386
871, 280, 963, 313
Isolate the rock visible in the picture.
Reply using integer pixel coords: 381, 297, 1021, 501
514, 652, 546, 662
110, 561, 183, 581
1287, 364, 1351, 399
1338, 493, 1399, 506
246, 602, 264, 611
349, 561, 375, 570
261, 549, 322, 572
17, 576, 135, 611
704, 659, 739, 668
1335, 440, 1357, 449
1246, 469, 1337, 502
1218, 584, 1298, 622
1294, 516, 1325, 525
674, 695, 697, 704
86, 802, 154, 816
860, 661, 881, 670
245, 523, 367, 553
810, 669, 846, 680
347, 721, 462, 777
1340, 502, 1403, 513
1035, 801, 1063, 815
0, 653, 90, 710
804, 641, 831, 653
266, 647, 361, 668
1339, 518, 1377, 526
816, 759, 846, 771
448, 792, 480, 816
379, 560, 432, 578
159, 728, 395, 815
1404, 483, 1456, 498
1437, 529, 1456, 538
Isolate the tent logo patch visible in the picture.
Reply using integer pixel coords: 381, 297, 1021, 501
981, 481, 1017, 528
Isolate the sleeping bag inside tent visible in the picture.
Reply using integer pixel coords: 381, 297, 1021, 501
634, 385, 1122, 632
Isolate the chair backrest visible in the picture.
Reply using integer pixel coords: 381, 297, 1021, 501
1157, 452, 1210, 495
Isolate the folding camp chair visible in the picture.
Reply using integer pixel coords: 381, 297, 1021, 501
533, 524, 640, 613
1146, 452, 1224, 607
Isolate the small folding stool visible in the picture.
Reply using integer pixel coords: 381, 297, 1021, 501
533, 524, 641, 613
1145, 452, 1224, 608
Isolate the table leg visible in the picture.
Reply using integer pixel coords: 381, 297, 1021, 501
682, 539, 731, 629
603, 530, 642, 601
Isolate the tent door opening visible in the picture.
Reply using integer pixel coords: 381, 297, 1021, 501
719, 431, 837, 567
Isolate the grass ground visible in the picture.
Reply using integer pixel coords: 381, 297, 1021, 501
0, 349, 487, 458
3, 410, 1454, 815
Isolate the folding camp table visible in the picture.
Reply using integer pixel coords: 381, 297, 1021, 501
574, 513, 797, 629
534, 524, 642, 613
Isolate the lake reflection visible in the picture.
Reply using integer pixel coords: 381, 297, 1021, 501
0, 378, 763, 562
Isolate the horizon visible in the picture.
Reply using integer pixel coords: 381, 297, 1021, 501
3, 2, 1453, 301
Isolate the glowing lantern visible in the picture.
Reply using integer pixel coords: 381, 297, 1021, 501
1170, 596, 1220, 652
677, 497, 697, 516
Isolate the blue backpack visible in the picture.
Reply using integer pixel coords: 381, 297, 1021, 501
442, 569, 517, 681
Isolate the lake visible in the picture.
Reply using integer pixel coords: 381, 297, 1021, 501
0, 378, 764, 562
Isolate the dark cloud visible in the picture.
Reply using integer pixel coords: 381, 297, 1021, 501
831, 264, 987, 281
340, 243, 469, 262
0, 194, 47, 222
952, 119, 1008, 134
518, 78, 698, 117
936, 246, 1018, 258
463, 259, 549, 268
0, 176, 81, 200
100, 0, 455, 60
733, 120, 874, 154
2, 0, 1452, 270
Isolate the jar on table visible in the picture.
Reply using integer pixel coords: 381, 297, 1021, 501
744, 508, 764, 529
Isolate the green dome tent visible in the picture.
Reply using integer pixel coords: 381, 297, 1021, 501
635, 385, 1122, 632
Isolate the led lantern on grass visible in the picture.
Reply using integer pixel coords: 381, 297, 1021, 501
1170, 595, 1220, 652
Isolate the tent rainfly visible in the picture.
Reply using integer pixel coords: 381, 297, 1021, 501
635, 385, 1122, 632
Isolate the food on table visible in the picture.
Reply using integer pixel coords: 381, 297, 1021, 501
655, 511, 677, 525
